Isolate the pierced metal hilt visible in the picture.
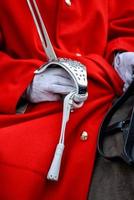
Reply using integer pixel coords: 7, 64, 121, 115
35, 58, 88, 102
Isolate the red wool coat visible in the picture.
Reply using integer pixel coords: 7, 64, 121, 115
0, 0, 134, 200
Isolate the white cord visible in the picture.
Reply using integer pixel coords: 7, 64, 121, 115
47, 92, 76, 181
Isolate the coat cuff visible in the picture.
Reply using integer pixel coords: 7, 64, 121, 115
105, 38, 134, 64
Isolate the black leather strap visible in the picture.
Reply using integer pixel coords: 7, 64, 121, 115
98, 79, 134, 165
124, 107, 134, 163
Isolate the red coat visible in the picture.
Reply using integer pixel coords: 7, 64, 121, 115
0, 0, 134, 199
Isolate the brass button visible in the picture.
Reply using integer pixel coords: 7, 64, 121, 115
76, 53, 82, 57
80, 131, 88, 141
65, 0, 72, 6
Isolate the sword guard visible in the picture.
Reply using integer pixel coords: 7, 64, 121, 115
35, 58, 88, 103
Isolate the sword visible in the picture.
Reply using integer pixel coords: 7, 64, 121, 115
26, 0, 88, 181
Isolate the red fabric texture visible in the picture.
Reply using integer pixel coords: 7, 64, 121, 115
0, 0, 134, 199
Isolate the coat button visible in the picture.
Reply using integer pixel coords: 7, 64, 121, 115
65, 0, 72, 6
76, 53, 82, 57
80, 131, 88, 141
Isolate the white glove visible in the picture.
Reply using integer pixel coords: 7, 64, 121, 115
26, 67, 76, 103
114, 52, 134, 91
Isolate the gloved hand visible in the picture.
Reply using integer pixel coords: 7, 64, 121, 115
26, 67, 76, 103
114, 52, 134, 91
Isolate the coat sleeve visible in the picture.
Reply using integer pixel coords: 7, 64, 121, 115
105, 0, 134, 63
0, 31, 43, 114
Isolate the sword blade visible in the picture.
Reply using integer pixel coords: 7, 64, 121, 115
27, 0, 57, 61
